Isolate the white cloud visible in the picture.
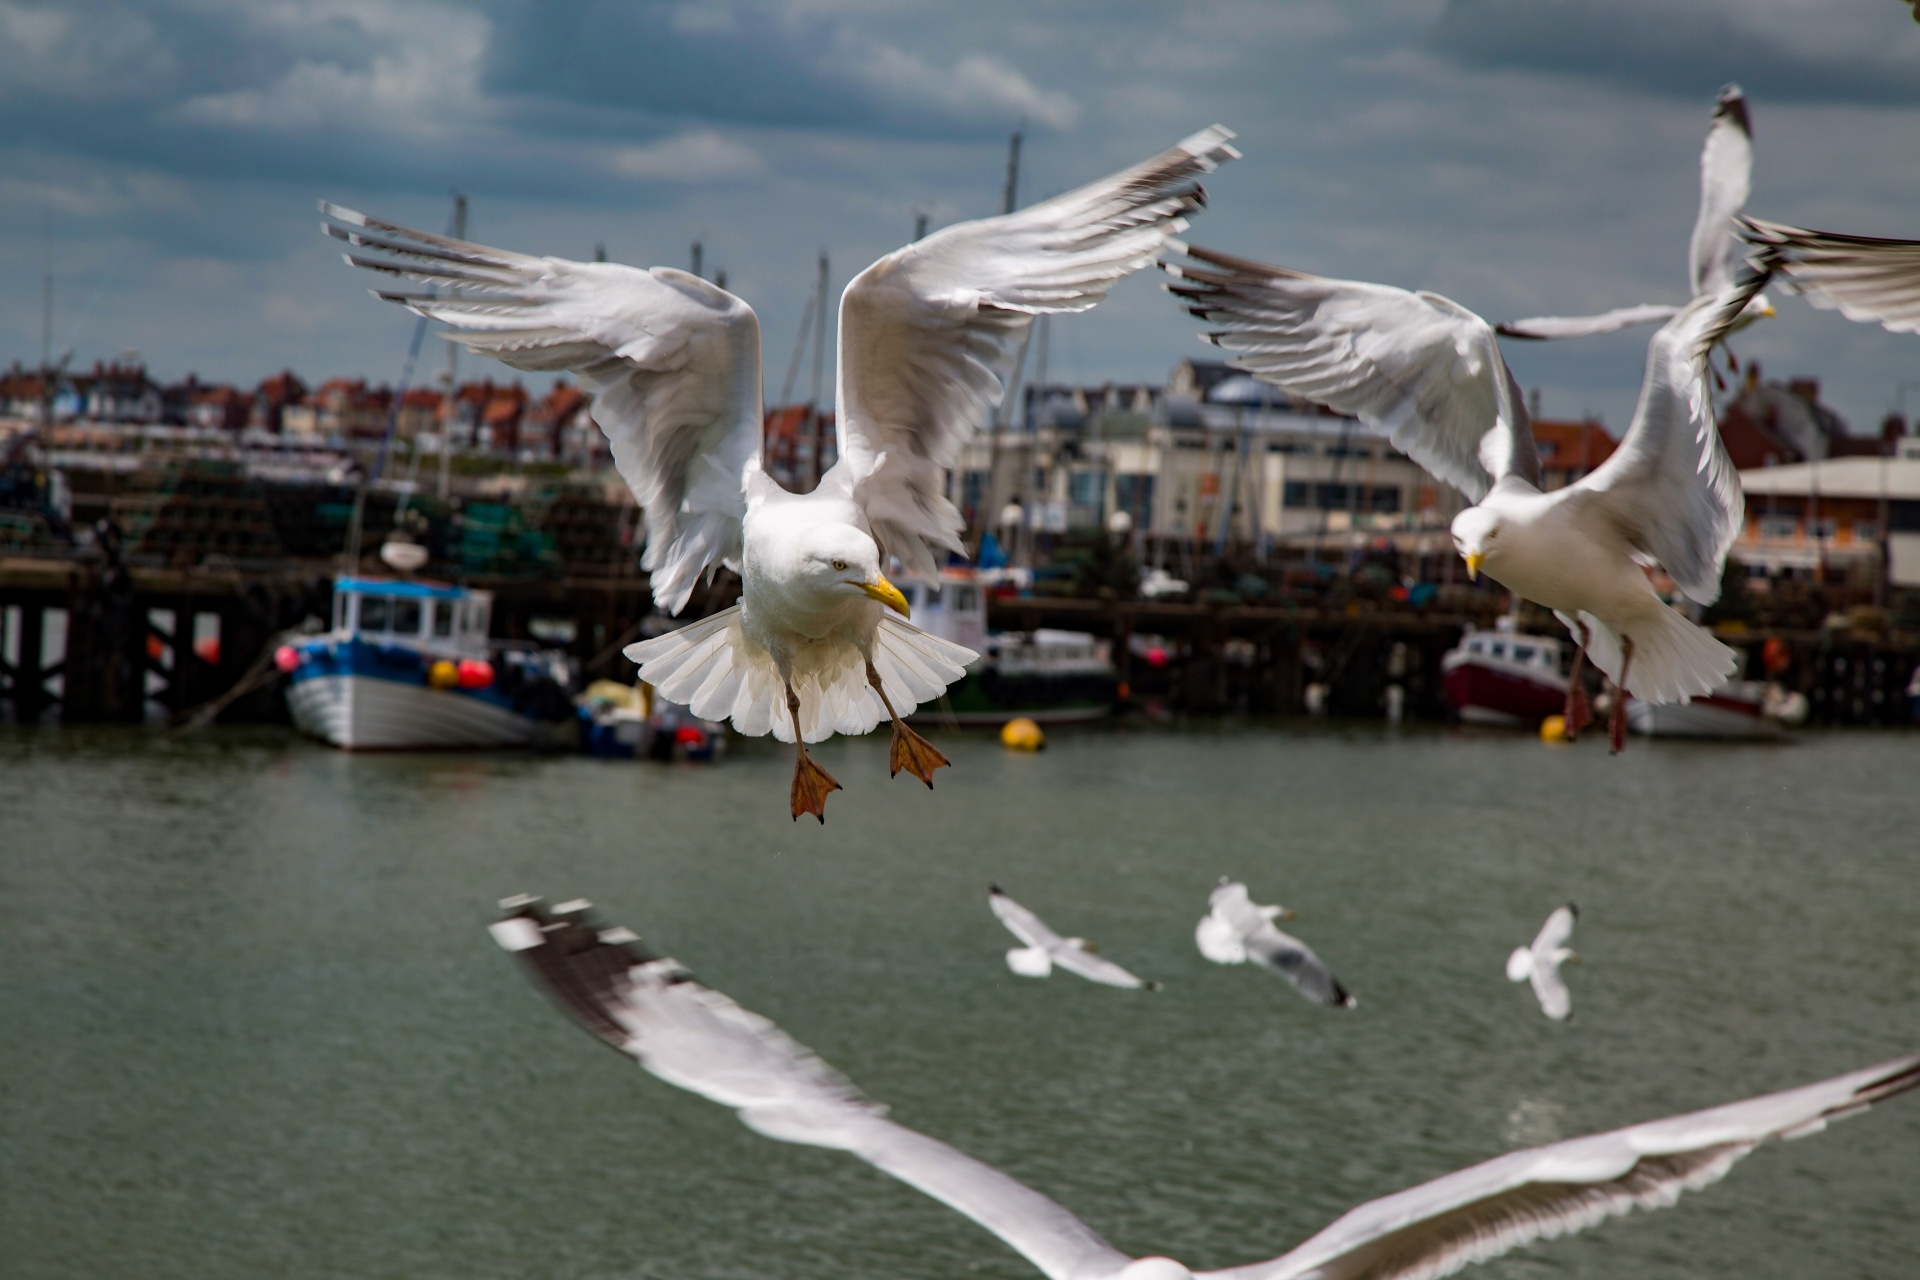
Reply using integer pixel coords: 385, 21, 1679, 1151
847, 42, 1079, 130
609, 131, 765, 182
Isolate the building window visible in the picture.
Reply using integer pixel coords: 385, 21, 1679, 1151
1114, 474, 1154, 524
1808, 518, 1838, 540
1852, 521, 1879, 543
1759, 516, 1798, 539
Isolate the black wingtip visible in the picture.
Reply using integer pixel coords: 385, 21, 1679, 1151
989, 883, 1004, 896
490, 895, 669, 1053
1567, 901, 1580, 919
1714, 84, 1751, 137
1493, 323, 1544, 340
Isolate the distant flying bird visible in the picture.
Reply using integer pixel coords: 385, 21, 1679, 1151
1194, 878, 1353, 1007
323, 125, 1237, 821
1165, 245, 1759, 751
1507, 904, 1580, 1021
1499, 85, 1775, 347
1739, 217, 1920, 336
491, 895, 1920, 1280
988, 885, 1155, 989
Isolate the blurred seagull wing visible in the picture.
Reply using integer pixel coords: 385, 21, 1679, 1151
1494, 305, 1681, 341
323, 203, 761, 615
1050, 945, 1149, 990
1200, 1053, 1920, 1280
494, 898, 1133, 1280
1243, 920, 1352, 1008
838, 126, 1238, 577
1741, 217, 1920, 335
1689, 86, 1754, 300
990, 889, 1064, 951
1530, 905, 1577, 956
1167, 245, 1539, 502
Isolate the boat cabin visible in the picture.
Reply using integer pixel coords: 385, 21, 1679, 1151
898, 570, 988, 656
1457, 630, 1564, 674
330, 576, 492, 657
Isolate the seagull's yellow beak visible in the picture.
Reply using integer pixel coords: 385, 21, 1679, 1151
1464, 551, 1484, 581
855, 574, 911, 617
1282, 908, 1297, 921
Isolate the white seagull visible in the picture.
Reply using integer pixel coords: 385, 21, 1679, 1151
1507, 904, 1579, 1022
491, 896, 1919, 1280
1499, 85, 1775, 348
1165, 244, 1759, 751
1195, 878, 1352, 1008
988, 885, 1155, 990
323, 125, 1237, 820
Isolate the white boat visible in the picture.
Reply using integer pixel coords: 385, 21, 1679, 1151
1626, 679, 1804, 741
283, 576, 575, 750
896, 569, 1117, 725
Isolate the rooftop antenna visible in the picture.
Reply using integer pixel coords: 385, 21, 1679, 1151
691, 239, 704, 280
593, 242, 607, 263
913, 211, 929, 241
1001, 129, 1022, 215
808, 250, 830, 489
715, 267, 727, 291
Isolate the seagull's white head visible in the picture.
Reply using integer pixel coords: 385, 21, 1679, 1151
794, 524, 910, 616
1451, 505, 1506, 581
1118, 1259, 1194, 1280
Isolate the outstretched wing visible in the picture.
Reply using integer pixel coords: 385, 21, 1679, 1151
1243, 921, 1354, 1009
1495, 304, 1682, 342
990, 887, 1063, 951
1566, 279, 1756, 604
1528, 963, 1572, 1023
322, 204, 762, 614
492, 897, 1133, 1280
1050, 944, 1151, 991
1165, 245, 1538, 503
1528, 904, 1577, 956
1198, 1052, 1920, 1280
838, 126, 1239, 577
1689, 85, 1754, 299
1741, 217, 1920, 335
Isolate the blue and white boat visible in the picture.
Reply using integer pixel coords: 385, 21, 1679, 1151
283, 576, 575, 750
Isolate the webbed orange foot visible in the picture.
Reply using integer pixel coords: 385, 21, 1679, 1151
790, 751, 842, 823
888, 722, 951, 788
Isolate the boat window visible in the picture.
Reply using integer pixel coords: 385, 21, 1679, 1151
430, 600, 453, 637
1513, 644, 1535, 663
951, 586, 980, 612
922, 584, 943, 608
333, 592, 348, 631
392, 598, 422, 636
468, 598, 491, 637
1489, 641, 1506, 659
359, 594, 390, 633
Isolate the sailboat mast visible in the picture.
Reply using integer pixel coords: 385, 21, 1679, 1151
808, 250, 830, 489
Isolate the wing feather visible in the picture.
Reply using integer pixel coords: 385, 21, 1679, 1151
1494, 305, 1681, 341
493, 898, 1131, 1280
838, 126, 1238, 576
990, 888, 1061, 951
1165, 245, 1538, 502
1198, 1053, 1920, 1280
1741, 217, 1920, 335
1689, 85, 1754, 300
1567, 279, 1756, 603
322, 203, 762, 614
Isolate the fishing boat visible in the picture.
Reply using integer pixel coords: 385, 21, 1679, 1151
1626, 679, 1803, 741
1440, 626, 1570, 726
898, 569, 1117, 725
282, 576, 575, 749
575, 679, 722, 761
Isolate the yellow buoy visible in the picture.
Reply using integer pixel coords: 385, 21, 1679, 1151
428, 659, 460, 690
1539, 713, 1569, 744
1001, 717, 1045, 751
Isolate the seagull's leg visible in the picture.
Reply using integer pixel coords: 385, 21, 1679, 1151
1563, 619, 1593, 740
786, 682, 841, 823
866, 660, 951, 788
1607, 636, 1636, 755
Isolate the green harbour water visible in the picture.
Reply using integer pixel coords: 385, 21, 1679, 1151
2, 721, 1916, 1279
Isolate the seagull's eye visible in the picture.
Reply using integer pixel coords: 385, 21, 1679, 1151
831, 559, 848, 571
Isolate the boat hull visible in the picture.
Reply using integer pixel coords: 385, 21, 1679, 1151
288, 673, 546, 750
910, 670, 1115, 727
1441, 660, 1566, 726
1626, 694, 1785, 741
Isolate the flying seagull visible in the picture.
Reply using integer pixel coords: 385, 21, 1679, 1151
1499, 85, 1775, 350
1165, 245, 1757, 751
490, 895, 1918, 1280
1194, 878, 1352, 1007
988, 885, 1156, 989
323, 125, 1237, 820
1507, 904, 1579, 1022
1739, 217, 1920, 336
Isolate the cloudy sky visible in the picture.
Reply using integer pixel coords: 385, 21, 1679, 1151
5, 0, 1919, 435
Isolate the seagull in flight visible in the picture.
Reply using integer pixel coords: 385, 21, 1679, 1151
1195, 878, 1353, 1008
323, 125, 1236, 820
1165, 244, 1758, 751
490, 895, 1919, 1280
1499, 85, 1776, 355
1507, 904, 1579, 1022
989, 885, 1156, 990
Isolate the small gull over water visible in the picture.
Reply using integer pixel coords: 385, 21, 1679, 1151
1194, 878, 1353, 1008
989, 885, 1156, 990
1507, 904, 1580, 1022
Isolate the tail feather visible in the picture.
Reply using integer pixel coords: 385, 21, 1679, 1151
1562, 605, 1736, 705
625, 608, 975, 744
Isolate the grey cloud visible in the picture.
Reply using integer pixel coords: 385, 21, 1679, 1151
1429, 0, 1920, 105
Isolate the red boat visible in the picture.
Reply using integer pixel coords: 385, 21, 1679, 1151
1441, 628, 1570, 726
